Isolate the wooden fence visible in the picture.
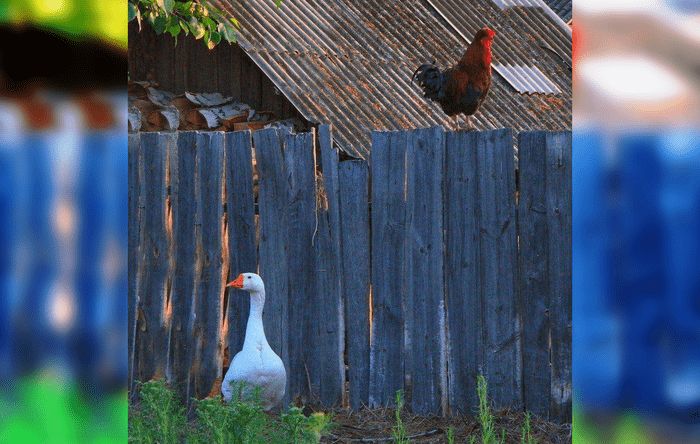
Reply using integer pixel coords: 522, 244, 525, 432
128, 126, 571, 422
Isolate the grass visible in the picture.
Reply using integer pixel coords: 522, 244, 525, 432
128, 380, 331, 444
390, 375, 543, 443
477, 374, 503, 444
521, 412, 535, 444
391, 389, 409, 444
447, 426, 455, 444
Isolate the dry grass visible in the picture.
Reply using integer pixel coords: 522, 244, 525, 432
320, 407, 571, 443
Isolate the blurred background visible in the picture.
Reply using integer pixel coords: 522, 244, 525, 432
573, 0, 700, 442
0, 1, 127, 442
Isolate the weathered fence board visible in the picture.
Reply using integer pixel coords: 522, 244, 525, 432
284, 131, 318, 401
127, 133, 140, 392
518, 131, 572, 423
193, 132, 225, 398
517, 132, 550, 418
253, 128, 290, 403
224, 131, 257, 367
545, 132, 572, 423
129, 127, 572, 421
444, 130, 481, 415
369, 131, 407, 408
168, 131, 197, 402
134, 132, 172, 382
338, 160, 370, 410
405, 127, 446, 414
476, 129, 522, 409
315, 125, 345, 406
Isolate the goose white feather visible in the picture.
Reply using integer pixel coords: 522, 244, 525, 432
222, 273, 286, 410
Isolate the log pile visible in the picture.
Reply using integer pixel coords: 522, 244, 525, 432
128, 81, 301, 133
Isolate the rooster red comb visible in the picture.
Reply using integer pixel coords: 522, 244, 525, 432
475, 27, 496, 40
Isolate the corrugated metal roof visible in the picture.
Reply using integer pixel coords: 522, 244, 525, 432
490, 0, 571, 29
212, 0, 571, 159
543, 0, 572, 22
493, 63, 561, 95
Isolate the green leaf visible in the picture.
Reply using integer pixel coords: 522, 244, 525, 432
128, 2, 137, 21
274, 0, 283, 8
201, 16, 216, 31
189, 17, 206, 39
157, 0, 175, 14
210, 31, 221, 45
152, 14, 168, 34
218, 22, 237, 43
179, 19, 189, 35
167, 21, 180, 37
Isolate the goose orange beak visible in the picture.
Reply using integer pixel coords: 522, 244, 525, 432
226, 274, 244, 289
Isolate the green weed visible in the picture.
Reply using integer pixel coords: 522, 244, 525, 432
269, 406, 332, 444
521, 411, 536, 444
447, 426, 455, 444
128, 379, 331, 444
391, 389, 409, 444
129, 380, 186, 444
477, 375, 502, 444
187, 383, 266, 444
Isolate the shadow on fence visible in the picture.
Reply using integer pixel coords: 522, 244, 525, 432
129, 125, 571, 421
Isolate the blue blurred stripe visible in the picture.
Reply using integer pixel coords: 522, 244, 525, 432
574, 129, 700, 421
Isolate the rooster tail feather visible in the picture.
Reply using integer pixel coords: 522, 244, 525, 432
412, 63, 444, 101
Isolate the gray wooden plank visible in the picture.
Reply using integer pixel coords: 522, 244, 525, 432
315, 125, 345, 406
224, 131, 257, 371
545, 132, 572, 422
134, 132, 172, 383
444, 130, 481, 415
127, 133, 140, 393
192, 132, 225, 398
517, 131, 550, 417
168, 131, 197, 404
253, 128, 290, 403
369, 130, 407, 408
404, 127, 446, 415
283, 131, 318, 402
476, 129, 522, 410
339, 160, 370, 410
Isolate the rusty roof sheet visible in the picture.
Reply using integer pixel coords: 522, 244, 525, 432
212, 0, 571, 159
543, 0, 572, 22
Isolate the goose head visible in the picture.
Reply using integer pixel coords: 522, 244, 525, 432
226, 272, 265, 293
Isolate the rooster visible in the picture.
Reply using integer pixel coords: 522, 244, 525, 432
412, 27, 496, 128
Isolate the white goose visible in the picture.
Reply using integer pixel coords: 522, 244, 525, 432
222, 273, 286, 411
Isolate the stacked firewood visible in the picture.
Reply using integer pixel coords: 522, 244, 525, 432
128, 81, 300, 133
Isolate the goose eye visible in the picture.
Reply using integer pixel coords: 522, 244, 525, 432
247, 276, 251, 279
